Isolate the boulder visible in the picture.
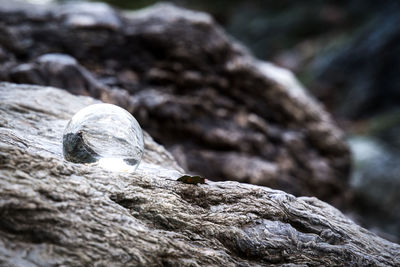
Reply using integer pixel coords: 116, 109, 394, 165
0, 1, 351, 207
0, 82, 399, 266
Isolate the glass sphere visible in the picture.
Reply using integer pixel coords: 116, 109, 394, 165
63, 103, 144, 171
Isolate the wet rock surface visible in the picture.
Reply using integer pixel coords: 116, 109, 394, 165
1, 82, 399, 266
0, 1, 351, 208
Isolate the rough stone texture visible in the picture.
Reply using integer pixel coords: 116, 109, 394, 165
0, 1, 351, 207
0, 82, 399, 266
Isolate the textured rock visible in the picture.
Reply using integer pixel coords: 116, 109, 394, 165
0, 82, 399, 267
0, 1, 351, 207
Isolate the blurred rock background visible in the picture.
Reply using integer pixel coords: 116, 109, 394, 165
20, 0, 400, 242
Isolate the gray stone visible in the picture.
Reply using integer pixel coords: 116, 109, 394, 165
0, 2, 351, 208
0, 82, 399, 266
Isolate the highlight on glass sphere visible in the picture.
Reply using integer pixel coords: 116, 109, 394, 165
62, 103, 144, 172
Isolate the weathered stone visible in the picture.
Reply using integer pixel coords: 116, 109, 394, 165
0, 82, 398, 266
0, 1, 352, 208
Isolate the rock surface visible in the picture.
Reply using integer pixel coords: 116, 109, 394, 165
0, 1, 351, 207
1, 82, 399, 267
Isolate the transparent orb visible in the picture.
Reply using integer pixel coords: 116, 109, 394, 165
63, 103, 144, 171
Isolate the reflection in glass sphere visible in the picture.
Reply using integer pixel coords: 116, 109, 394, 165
63, 103, 144, 171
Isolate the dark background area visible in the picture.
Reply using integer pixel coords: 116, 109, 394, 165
23, 0, 400, 242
